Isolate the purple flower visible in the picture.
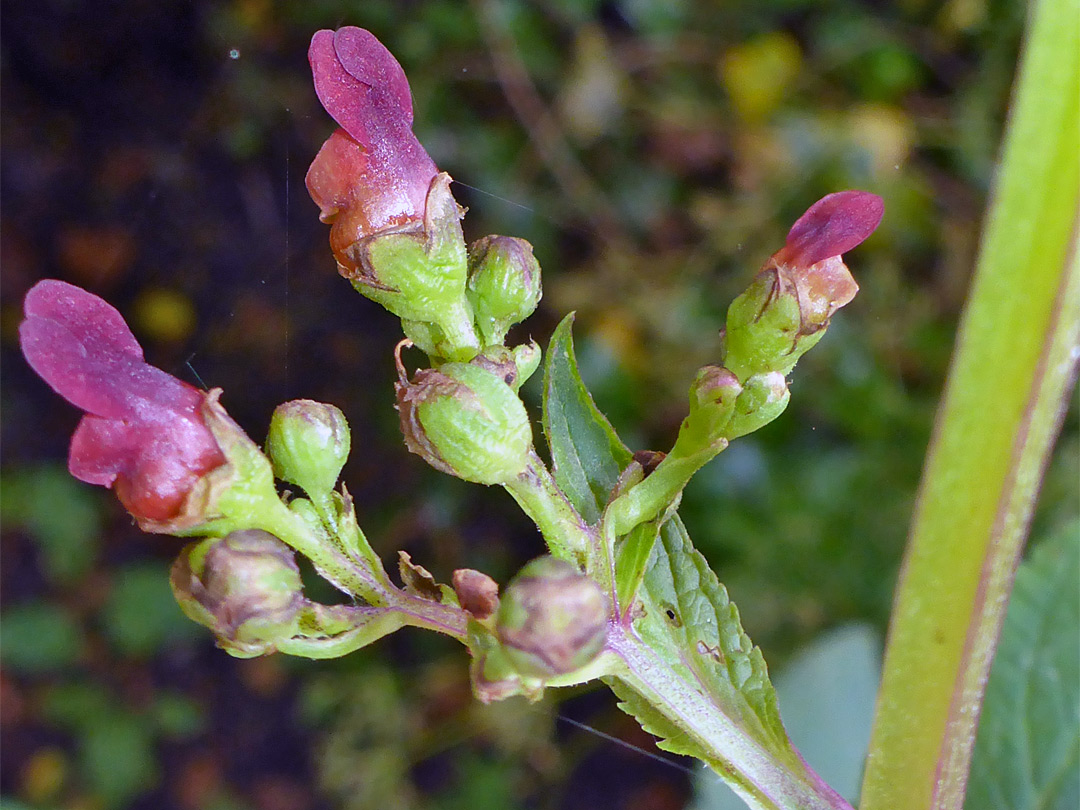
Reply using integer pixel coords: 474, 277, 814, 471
306, 27, 439, 269
19, 280, 227, 522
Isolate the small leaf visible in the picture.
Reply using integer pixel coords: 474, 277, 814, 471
541, 313, 633, 523
965, 521, 1080, 810
0, 602, 82, 673
398, 550, 454, 604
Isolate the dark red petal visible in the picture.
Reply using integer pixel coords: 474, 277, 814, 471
20, 280, 201, 420
69, 400, 225, 522
305, 128, 369, 223
310, 27, 416, 148
333, 27, 413, 125
24, 280, 142, 362
784, 191, 884, 267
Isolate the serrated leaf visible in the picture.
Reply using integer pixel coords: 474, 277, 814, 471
627, 516, 796, 765
542, 313, 633, 523
965, 521, 1079, 810
541, 314, 802, 796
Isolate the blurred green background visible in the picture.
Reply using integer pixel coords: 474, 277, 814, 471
1, 1, 1075, 809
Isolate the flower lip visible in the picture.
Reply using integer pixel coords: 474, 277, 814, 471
306, 27, 439, 247
309, 27, 414, 148
780, 191, 884, 268
19, 279, 226, 521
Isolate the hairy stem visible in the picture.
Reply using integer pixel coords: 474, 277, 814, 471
606, 624, 853, 810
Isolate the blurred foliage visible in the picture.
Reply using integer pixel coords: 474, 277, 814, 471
1, 0, 1075, 809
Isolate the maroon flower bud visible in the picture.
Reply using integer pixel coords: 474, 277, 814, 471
19, 280, 229, 523
767, 191, 884, 327
306, 27, 439, 269
724, 191, 883, 380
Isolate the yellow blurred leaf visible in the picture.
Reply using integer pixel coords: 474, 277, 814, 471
720, 33, 802, 124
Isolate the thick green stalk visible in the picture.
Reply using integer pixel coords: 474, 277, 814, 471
860, 0, 1080, 806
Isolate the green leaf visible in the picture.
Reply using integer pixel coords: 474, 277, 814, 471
100, 563, 201, 658
540, 314, 809, 803
79, 712, 158, 808
0, 602, 82, 673
1, 465, 101, 584
965, 521, 1080, 810
690, 624, 881, 809
542, 313, 633, 523
615, 516, 796, 767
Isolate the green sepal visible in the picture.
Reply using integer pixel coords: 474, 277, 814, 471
723, 270, 824, 381
725, 372, 791, 439
348, 174, 478, 359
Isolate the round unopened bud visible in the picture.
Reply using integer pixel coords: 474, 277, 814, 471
170, 530, 304, 656
496, 556, 608, 678
725, 372, 790, 439
690, 366, 742, 423
396, 361, 532, 485
466, 236, 542, 345
266, 400, 350, 496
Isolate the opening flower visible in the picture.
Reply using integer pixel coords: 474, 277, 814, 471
306, 27, 439, 267
768, 190, 885, 326
19, 279, 227, 522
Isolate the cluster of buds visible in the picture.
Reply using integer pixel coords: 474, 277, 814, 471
306, 27, 541, 361
17, 23, 883, 724
681, 192, 883, 449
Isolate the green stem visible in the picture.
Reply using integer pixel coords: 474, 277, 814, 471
861, 0, 1080, 805
503, 450, 594, 561
605, 624, 853, 810
437, 299, 481, 359
606, 438, 726, 537
252, 498, 391, 606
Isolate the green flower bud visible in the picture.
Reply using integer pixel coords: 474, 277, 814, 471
724, 371, 790, 439
170, 530, 305, 657
345, 174, 479, 356
266, 400, 350, 496
396, 360, 533, 485
686, 365, 743, 440
723, 268, 806, 381
496, 556, 608, 678
466, 236, 542, 345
